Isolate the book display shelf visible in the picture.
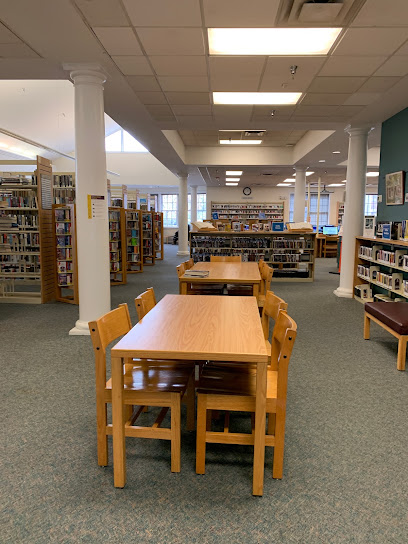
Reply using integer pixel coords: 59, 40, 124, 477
53, 172, 75, 205
211, 202, 285, 221
354, 236, 408, 303
154, 212, 164, 260
125, 209, 143, 273
109, 207, 127, 285
0, 157, 55, 303
142, 211, 155, 265
190, 231, 316, 282
53, 204, 78, 304
337, 202, 345, 226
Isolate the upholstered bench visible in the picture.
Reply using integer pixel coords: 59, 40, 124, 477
364, 302, 408, 371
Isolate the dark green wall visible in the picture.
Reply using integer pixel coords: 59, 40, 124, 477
377, 107, 408, 221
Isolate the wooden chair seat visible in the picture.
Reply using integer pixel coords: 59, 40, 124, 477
205, 339, 272, 372
225, 285, 253, 296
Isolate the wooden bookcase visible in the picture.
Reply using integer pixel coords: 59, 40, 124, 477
154, 212, 164, 260
190, 231, 316, 282
142, 211, 155, 265
109, 207, 127, 285
53, 172, 75, 205
125, 209, 143, 273
337, 202, 345, 226
211, 202, 285, 222
0, 156, 55, 303
53, 204, 78, 304
354, 236, 408, 303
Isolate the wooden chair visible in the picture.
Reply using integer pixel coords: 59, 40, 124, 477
323, 235, 338, 258
135, 287, 156, 321
196, 310, 297, 479
89, 304, 195, 472
184, 258, 194, 270
210, 255, 241, 262
177, 262, 224, 295
258, 264, 274, 309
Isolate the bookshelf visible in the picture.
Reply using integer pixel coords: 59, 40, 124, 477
354, 236, 408, 303
154, 212, 164, 260
211, 202, 285, 222
109, 207, 127, 285
190, 231, 316, 281
53, 172, 75, 205
142, 211, 155, 265
125, 209, 143, 273
337, 202, 344, 226
110, 184, 128, 208
127, 189, 139, 210
53, 204, 78, 304
0, 157, 55, 303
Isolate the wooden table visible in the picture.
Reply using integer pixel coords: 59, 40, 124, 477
179, 262, 261, 298
110, 294, 268, 495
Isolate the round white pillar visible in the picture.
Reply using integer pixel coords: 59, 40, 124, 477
294, 167, 307, 223
66, 65, 111, 334
177, 174, 189, 256
190, 185, 198, 224
334, 127, 370, 298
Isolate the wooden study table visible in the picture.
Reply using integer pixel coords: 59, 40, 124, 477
179, 262, 261, 298
110, 294, 269, 496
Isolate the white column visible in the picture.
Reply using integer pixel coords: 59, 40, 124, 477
177, 174, 189, 256
65, 64, 111, 334
334, 127, 370, 298
294, 167, 307, 223
190, 185, 198, 224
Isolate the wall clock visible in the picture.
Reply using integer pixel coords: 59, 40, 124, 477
243, 187, 252, 196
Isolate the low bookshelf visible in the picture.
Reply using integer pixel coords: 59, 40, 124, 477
154, 212, 164, 260
109, 207, 127, 285
190, 231, 316, 282
53, 204, 78, 304
142, 211, 155, 265
125, 209, 143, 273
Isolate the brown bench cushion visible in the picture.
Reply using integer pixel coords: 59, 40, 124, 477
365, 302, 408, 335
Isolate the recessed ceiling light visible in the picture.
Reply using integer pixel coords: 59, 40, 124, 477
332, 151, 341, 154
319, 160, 326, 163
306, 171, 314, 176
226, 171, 243, 175
226, 182, 238, 186
286, 144, 294, 147
214, 92, 302, 105
277, 183, 292, 187
208, 28, 342, 56
226, 177, 240, 181
220, 139, 262, 145
366, 172, 379, 177
283, 178, 296, 183
328, 183, 345, 187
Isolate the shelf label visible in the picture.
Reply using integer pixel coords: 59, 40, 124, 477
88, 194, 105, 220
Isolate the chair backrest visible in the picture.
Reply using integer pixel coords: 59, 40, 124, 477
258, 259, 265, 274
135, 287, 157, 321
176, 262, 186, 278
210, 255, 242, 262
184, 258, 194, 269
260, 264, 274, 295
261, 290, 288, 339
270, 310, 297, 400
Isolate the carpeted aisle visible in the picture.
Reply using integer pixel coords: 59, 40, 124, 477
1, 246, 407, 543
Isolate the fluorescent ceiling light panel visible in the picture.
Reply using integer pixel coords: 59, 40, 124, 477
226, 171, 243, 175
226, 182, 238, 186
319, 160, 326, 163
220, 139, 262, 145
283, 178, 296, 183
214, 92, 301, 105
277, 183, 291, 187
0, 142, 9, 148
306, 171, 314, 176
226, 177, 240, 181
332, 151, 341, 154
208, 28, 342, 56
366, 172, 379, 177
328, 183, 345, 187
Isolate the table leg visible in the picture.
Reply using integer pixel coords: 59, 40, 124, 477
253, 361, 267, 496
111, 356, 126, 488
252, 283, 259, 299
180, 280, 188, 295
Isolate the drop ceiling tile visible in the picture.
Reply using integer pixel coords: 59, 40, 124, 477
344, 93, 382, 106
333, 105, 365, 117
165, 92, 211, 105
260, 57, 325, 92
374, 56, 408, 77
203, 0, 280, 27
334, 28, 408, 56
75, 0, 128, 26
94, 27, 142, 55
0, 43, 39, 58
123, 0, 202, 26
136, 28, 205, 56
158, 76, 209, 92
112, 56, 152, 76
145, 105, 174, 116
301, 93, 349, 106
213, 105, 253, 117
358, 77, 401, 93
252, 105, 296, 115
395, 41, 408, 55
126, 75, 161, 91
351, 0, 408, 26
307, 77, 367, 93
135, 91, 168, 105
294, 105, 340, 117
172, 105, 212, 116
175, 116, 215, 127
209, 57, 265, 92
149, 56, 207, 76
319, 56, 387, 77
0, 23, 20, 44
252, 115, 292, 123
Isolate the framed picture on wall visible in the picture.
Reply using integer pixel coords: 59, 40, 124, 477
385, 171, 404, 205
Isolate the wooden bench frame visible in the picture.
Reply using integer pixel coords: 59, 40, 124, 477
364, 312, 407, 371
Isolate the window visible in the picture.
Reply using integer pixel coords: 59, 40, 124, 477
188, 194, 191, 224
197, 193, 207, 221
289, 193, 330, 227
105, 129, 148, 153
105, 130, 121, 152
162, 194, 178, 227
365, 194, 378, 216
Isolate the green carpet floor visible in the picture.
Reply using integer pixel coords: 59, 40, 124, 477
1, 246, 408, 543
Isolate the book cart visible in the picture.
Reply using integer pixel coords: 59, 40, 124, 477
211, 202, 284, 222
142, 211, 155, 265
154, 212, 164, 260
190, 231, 316, 282
53, 172, 75, 205
0, 156, 55, 303
125, 209, 143, 273
53, 203, 78, 304
109, 207, 127, 285
354, 236, 408, 303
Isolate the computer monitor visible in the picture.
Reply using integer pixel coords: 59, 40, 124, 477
323, 225, 338, 235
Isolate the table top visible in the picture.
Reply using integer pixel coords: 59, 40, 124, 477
180, 261, 261, 283
111, 294, 268, 363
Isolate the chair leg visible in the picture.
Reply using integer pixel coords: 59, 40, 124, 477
397, 336, 407, 371
267, 413, 276, 435
272, 409, 286, 479
124, 404, 133, 423
170, 393, 181, 473
364, 314, 371, 340
196, 394, 207, 474
96, 400, 109, 466
186, 373, 196, 431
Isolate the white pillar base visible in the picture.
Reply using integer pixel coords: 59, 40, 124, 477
177, 250, 190, 256
333, 287, 353, 298
69, 320, 91, 336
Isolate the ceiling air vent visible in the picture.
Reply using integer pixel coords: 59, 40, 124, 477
244, 131, 265, 138
278, 0, 366, 26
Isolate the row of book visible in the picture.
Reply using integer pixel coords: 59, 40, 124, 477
56, 235, 71, 248
374, 271, 403, 291
57, 261, 73, 273
110, 262, 121, 272
0, 175, 35, 185
354, 284, 373, 300
55, 222, 72, 235
110, 242, 120, 252
55, 208, 71, 221
53, 175, 74, 188
58, 273, 74, 286
0, 194, 38, 208
57, 248, 72, 260
358, 246, 373, 259
359, 245, 408, 269
127, 253, 140, 262
11, 214, 38, 228
0, 232, 40, 248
